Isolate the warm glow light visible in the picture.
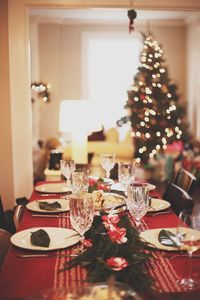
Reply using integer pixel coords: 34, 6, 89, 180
59, 100, 101, 164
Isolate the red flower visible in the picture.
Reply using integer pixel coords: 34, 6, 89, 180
102, 214, 120, 225
107, 227, 127, 244
83, 239, 93, 248
106, 257, 128, 271
102, 214, 120, 230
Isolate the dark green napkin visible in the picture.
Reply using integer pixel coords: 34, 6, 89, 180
30, 229, 50, 247
38, 201, 61, 211
158, 229, 180, 248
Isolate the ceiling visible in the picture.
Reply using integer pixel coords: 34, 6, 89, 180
29, 8, 200, 25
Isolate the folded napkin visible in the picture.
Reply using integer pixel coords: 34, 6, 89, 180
38, 201, 61, 211
30, 229, 50, 247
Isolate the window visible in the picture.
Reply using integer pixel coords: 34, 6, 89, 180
82, 32, 143, 131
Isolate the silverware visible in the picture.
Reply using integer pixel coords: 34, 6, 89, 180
152, 211, 173, 217
32, 214, 69, 218
17, 253, 78, 258
169, 254, 200, 260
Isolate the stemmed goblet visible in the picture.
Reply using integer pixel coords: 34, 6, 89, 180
126, 183, 149, 228
176, 208, 200, 289
69, 193, 94, 253
100, 153, 115, 179
71, 168, 89, 195
60, 159, 75, 188
118, 161, 136, 195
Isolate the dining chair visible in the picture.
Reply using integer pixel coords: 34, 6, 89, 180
0, 228, 11, 270
172, 167, 197, 196
13, 205, 25, 231
0, 196, 7, 230
162, 182, 194, 216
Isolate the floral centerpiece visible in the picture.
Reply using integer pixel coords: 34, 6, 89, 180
62, 212, 153, 292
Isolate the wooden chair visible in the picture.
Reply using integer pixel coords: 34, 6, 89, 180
13, 205, 25, 230
0, 196, 7, 230
0, 228, 11, 269
173, 168, 197, 196
162, 182, 194, 216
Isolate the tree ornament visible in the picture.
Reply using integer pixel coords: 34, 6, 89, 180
127, 9, 137, 33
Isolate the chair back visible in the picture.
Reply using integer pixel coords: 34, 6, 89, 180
163, 182, 194, 216
0, 228, 11, 269
173, 168, 197, 195
13, 205, 25, 230
0, 196, 7, 230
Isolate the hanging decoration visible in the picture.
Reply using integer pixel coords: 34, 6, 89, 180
127, 9, 137, 33
31, 81, 51, 102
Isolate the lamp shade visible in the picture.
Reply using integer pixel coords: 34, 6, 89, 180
59, 100, 101, 134
58, 100, 101, 164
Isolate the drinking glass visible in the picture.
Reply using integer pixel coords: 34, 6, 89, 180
100, 154, 115, 179
60, 159, 75, 188
71, 168, 89, 195
176, 208, 200, 289
69, 193, 94, 252
118, 161, 136, 195
126, 183, 149, 227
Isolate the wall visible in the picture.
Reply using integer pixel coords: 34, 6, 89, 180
33, 21, 186, 142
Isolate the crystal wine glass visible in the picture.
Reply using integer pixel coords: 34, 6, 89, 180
71, 168, 89, 195
69, 193, 94, 252
176, 208, 200, 289
118, 161, 136, 195
60, 159, 75, 188
126, 183, 149, 228
100, 154, 115, 179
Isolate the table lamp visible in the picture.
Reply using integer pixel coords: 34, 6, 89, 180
59, 100, 101, 164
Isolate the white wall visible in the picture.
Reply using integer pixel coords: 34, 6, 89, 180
31, 21, 186, 142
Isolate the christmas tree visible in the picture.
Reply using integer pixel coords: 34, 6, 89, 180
118, 34, 190, 164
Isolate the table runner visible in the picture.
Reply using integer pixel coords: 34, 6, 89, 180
0, 182, 200, 299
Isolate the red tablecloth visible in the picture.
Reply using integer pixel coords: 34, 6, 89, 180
0, 182, 200, 300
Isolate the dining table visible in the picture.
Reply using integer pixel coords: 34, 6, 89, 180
0, 180, 200, 300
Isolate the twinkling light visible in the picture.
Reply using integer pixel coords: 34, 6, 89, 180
134, 97, 139, 101
156, 131, 161, 137
136, 132, 141, 137
140, 121, 145, 127
144, 117, 149, 122
145, 133, 151, 138
160, 68, 165, 73
167, 93, 171, 98
136, 157, 141, 163
157, 83, 162, 88
156, 145, 161, 150
145, 87, 152, 94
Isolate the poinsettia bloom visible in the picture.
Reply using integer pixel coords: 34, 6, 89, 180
102, 214, 120, 230
89, 178, 96, 186
97, 184, 109, 191
108, 227, 127, 244
102, 214, 120, 225
106, 257, 128, 271
83, 239, 93, 248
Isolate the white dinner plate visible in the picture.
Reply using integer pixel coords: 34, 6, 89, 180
140, 227, 200, 252
35, 183, 72, 194
148, 198, 171, 212
92, 192, 126, 210
89, 176, 114, 185
111, 182, 156, 192
10, 227, 80, 251
140, 228, 179, 251
26, 199, 69, 213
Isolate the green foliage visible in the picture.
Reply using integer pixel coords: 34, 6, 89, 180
118, 34, 191, 163
61, 213, 154, 292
